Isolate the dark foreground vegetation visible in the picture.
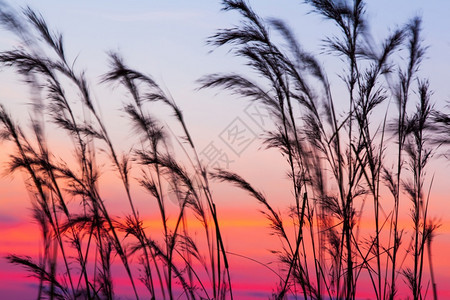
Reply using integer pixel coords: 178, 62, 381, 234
0, 0, 448, 299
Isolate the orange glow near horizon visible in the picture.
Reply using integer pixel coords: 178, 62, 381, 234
2, 202, 449, 298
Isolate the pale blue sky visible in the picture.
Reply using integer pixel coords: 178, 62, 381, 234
2, 1, 448, 113
2, 1, 449, 109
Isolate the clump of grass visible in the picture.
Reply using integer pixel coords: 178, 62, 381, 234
200, 0, 441, 299
0, 1, 443, 300
0, 3, 232, 300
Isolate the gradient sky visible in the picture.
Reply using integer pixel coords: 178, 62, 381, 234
1, 1, 450, 299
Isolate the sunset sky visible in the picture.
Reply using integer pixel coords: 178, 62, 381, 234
1, 0, 450, 299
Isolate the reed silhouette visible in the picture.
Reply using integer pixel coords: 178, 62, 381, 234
0, 0, 442, 299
